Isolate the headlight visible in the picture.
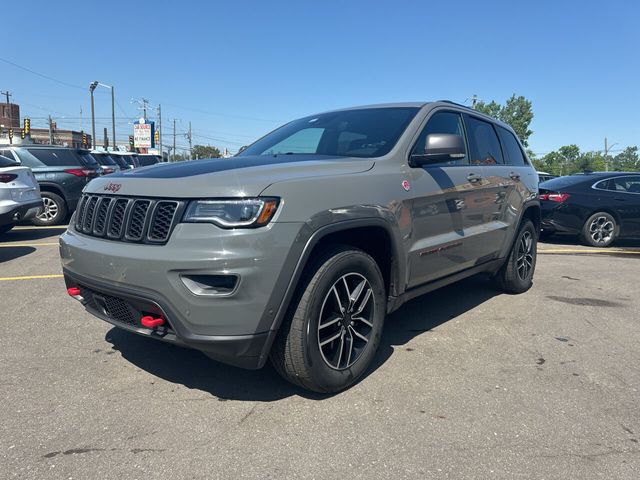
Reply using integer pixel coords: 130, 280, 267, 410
182, 198, 279, 228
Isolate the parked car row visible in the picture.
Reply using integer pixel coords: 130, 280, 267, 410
0, 146, 160, 227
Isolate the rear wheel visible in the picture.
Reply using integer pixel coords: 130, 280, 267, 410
270, 246, 386, 393
32, 192, 67, 226
581, 212, 617, 247
494, 219, 537, 294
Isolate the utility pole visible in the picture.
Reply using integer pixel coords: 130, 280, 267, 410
604, 137, 609, 172
89, 82, 98, 149
48, 115, 54, 144
142, 98, 148, 119
188, 121, 192, 160
173, 119, 176, 163
157, 104, 163, 161
110, 86, 116, 152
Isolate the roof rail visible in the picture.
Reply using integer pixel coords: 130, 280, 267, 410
436, 100, 474, 110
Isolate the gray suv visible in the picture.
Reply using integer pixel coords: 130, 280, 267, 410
60, 102, 539, 392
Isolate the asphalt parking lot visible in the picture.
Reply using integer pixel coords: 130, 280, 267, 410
1, 226, 640, 479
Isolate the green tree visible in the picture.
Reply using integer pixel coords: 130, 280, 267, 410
192, 144, 221, 159
475, 94, 534, 147
611, 146, 639, 171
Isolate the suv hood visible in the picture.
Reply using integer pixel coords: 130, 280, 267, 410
84, 155, 373, 197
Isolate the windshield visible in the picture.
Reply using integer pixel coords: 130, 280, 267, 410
239, 107, 419, 158
92, 153, 117, 165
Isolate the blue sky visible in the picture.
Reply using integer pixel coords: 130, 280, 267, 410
1, 0, 638, 156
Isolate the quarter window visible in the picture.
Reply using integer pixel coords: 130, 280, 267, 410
465, 116, 504, 165
411, 111, 468, 166
497, 126, 527, 166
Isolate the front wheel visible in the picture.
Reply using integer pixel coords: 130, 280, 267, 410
494, 219, 537, 294
270, 246, 386, 393
581, 212, 617, 247
32, 192, 67, 226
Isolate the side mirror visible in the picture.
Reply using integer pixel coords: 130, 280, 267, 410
410, 133, 466, 167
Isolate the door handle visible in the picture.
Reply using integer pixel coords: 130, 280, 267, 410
509, 172, 521, 181
467, 173, 483, 184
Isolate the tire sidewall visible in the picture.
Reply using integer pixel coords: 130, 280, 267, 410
302, 251, 385, 392
583, 212, 617, 247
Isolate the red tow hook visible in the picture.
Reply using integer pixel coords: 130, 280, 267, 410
141, 316, 165, 328
67, 287, 81, 296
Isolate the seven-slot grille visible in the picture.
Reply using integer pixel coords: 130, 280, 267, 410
74, 194, 181, 244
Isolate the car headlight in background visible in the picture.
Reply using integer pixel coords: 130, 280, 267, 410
182, 198, 279, 228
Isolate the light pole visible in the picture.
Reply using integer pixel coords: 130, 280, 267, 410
89, 81, 98, 149
93, 82, 116, 150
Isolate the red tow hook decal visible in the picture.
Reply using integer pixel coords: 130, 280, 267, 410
141, 316, 165, 328
67, 287, 81, 296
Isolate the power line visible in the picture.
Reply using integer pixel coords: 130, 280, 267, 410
0, 56, 85, 90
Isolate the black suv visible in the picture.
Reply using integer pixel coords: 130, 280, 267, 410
1, 146, 101, 226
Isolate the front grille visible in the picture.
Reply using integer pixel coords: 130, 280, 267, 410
75, 194, 182, 244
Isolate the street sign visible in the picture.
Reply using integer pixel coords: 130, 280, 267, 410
133, 119, 155, 148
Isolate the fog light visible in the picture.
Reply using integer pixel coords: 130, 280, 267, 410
180, 274, 240, 296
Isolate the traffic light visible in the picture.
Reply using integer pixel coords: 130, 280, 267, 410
24, 117, 30, 135
20, 128, 25, 139
129, 135, 134, 148
8, 128, 13, 140
154, 130, 159, 143
82, 132, 87, 146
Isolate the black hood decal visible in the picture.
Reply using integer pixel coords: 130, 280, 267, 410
112, 155, 357, 179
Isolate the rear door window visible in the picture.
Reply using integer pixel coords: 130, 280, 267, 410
497, 126, 527, 166
464, 116, 504, 165
25, 148, 83, 167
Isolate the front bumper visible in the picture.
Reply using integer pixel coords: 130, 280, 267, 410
0, 199, 43, 227
60, 221, 304, 369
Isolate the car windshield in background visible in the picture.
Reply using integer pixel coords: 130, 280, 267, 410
540, 175, 586, 189
239, 107, 420, 158
79, 152, 98, 166
92, 153, 118, 166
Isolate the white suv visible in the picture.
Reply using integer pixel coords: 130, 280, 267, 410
0, 154, 42, 234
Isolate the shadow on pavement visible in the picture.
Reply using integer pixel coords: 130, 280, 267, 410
0, 246, 36, 263
541, 235, 640, 248
0, 228, 64, 243
106, 274, 499, 402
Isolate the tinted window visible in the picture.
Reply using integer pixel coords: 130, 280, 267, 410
0, 149, 16, 161
465, 116, 504, 165
239, 107, 419, 158
79, 152, 98, 166
411, 111, 468, 165
605, 176, 640, 193
497, 126, 526, 166
0, 154, 19, 167
138, 155, 159, 166
23, 148, 83, 167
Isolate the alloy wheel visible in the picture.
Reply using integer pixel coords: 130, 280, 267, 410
589, 216, 614, 245
36, 197, 59, 222
317, 273, 375, 370
516, 230, 534, 281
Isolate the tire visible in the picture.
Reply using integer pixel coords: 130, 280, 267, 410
581, 212, 617, 247
494, 219, 537, 294
270, 246, 386, 393
32, 191, 67, 226
0, 224, 13, 234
